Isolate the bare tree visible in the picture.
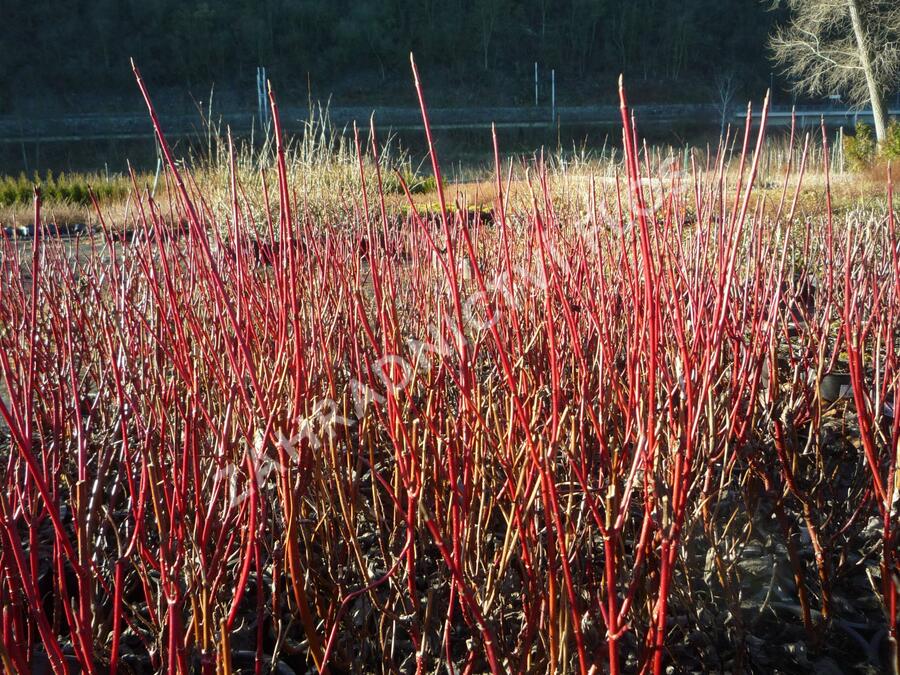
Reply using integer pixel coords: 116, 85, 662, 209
769, 0, 900, 143
476, 0, 506, 71
713, 70, 739, 137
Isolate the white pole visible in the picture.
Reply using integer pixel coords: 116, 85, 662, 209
257, 67, 263, 130
839, 127, 845, 174
265, 67, 270, 128
534, 62, 538, 106
258, 66, 269, 132
263, 67, 269, 129
551, 69, 556, 122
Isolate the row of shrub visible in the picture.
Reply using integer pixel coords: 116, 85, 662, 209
844, 120, 900, 171
0, 172, 132, 207
0, 168, 441, 208
380, 168, 439, 195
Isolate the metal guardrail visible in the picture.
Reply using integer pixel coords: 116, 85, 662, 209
735, 107, 899, 125
0, 104, 719, 143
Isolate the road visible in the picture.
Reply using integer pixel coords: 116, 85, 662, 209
0, 104, 894, 144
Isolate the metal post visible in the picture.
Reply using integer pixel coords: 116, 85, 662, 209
551, 69, 556, 122
839, 127, 845, 174
257, 66, 269, 133
534, 62, 539, 107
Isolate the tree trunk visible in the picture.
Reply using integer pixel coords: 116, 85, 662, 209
481, 14, 494, 71
847, 0, 888, 144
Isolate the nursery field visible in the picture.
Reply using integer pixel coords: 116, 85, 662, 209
0, 63, 898, 674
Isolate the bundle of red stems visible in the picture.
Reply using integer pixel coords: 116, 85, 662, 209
0, 59, 896, 674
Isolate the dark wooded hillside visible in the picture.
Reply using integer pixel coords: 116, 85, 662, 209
0, 0, 782, 112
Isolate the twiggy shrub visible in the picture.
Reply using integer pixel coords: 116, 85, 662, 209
844, 122, 876, 170
881, 119, 900, 160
